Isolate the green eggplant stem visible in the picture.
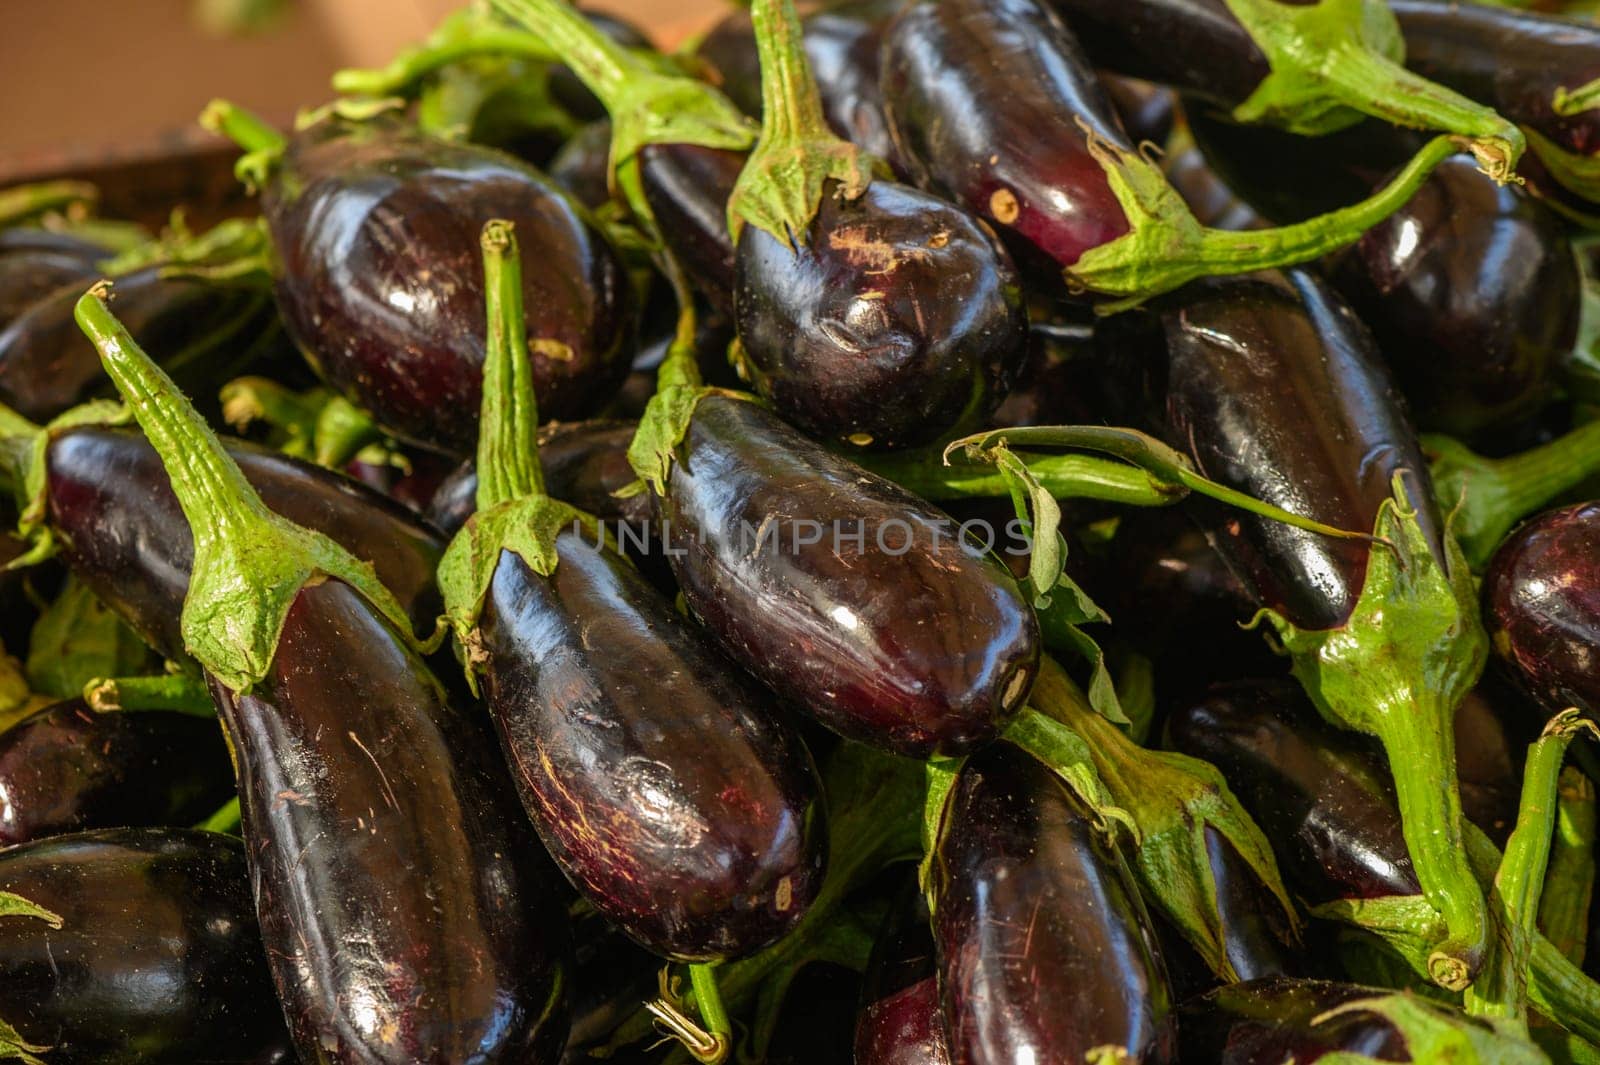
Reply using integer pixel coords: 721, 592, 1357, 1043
0, 180, 98, 229
331, 17, 558, 98
474, 220, 543, 510
489, 0, 632, 108
1540, 767, 1596, 967
1427, 421, 1600, 570
198, 98, 287, 156
688, 965, 732, 1065
83, 673, 215, 717
859, 449, 1181, 508
1556, 77, 1600, 118
1069, 134, 1461, 308
1469, 710, 1598, 1027
751, 0, 833, 160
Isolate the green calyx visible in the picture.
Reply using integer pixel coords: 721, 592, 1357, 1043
0, 179, 98, 230
99, 215, 276, 289
438, 221, 591, 675
1263, 476, 1488, 991
0, 399, 129, 569
0, 892, 61, 928
489, 0, 754, 230
1066, 131, 1459, 310
1556, 77, 1600, 119
83, 671, 215, 716
220, 377, 382, 469
74, 284, 439, 694
725, 0, 877, 247
1312, 992, 1547, 1065
1528, 127, 1600, 211
198, 99, 288, 193
1539, 767, 1596, 967
26, 576, 153, 702
1426, 422, 1600, 571
1222, 0, 1524, 179
1027, 658, 1301, 982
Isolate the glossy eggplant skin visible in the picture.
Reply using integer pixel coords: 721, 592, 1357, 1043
933, 743, 1177, 1064
1332, 154, 1578, 438
880, 0, 1132, 276
734, 179, 1028, 449
1104, 75, 1178, 147
1165, 142, 1263, 232
657, 395, 1040, 758
855, 882, 951, 1065
476, 529, 826, 962
1484, 502, 1600, 721
637, 142, 745, 318
1098, 270, 1439, 632
265, 116, 633, 455
1176, 978, 1410, 1064
425, 420, 649, 536
44, 426, 444, 662
0, 827, 291, 1064
0, 230, 103, 331
548, 121, 614, 211
0, 265, 270, 423
210, 579, 571, 1065
0, 698, 234, 845
1393, 0, 1600, 159
1166, 679, 1422, 905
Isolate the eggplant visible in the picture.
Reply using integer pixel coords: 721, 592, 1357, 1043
217, 108, 634, 455
1166, 679, 1423, 906
76, 290, 574, 1064
932, 742, 1176, 1063
0, 698, 234, 845
0, 827, 291, 1063
548, 120, 614, 210
38, 426, 444, 663
443, 221, 825, 963
1176, 978, 1414, 1064
0, 229, 104, 332
1163, 142, 1263, 232
0, 265, 271, 424
1332, 154, 1578, 438
766, 963, 865, 1065
725, 0, 1029, 450
656, 394, 1039, 758
1484, 502, 1600, 721
637, 142, 745, 317
855, 881, 951, 1065
1104, 75, 1178, 148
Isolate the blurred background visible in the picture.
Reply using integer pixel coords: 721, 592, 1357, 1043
0, 0, 724, 176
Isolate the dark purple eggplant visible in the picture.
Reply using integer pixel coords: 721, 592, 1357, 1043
0, 698, 233, 845
637, 142, 745, 317
879, 0, 1475, 304
656, 394, 1039, 758
0, 264, 271, 424
1484, 502, 1600, 722
1332, 154, 1578, 438
1176, 978, 1414, 1064
0, 229, 104, 331
1164, 142, 1265, 232
932, 742, 1176, 1063
441, 222, 825, 964
548, 120, 614, 210
1104, 75, 1177, 148
855, 880, 951, 1065
76, 289, 574, 1064
726, 0, 1028, 449
38, 426, 443, 663
208, 106, 634, 455
0, 827, 292, 1064
1167, 679, 1423, 905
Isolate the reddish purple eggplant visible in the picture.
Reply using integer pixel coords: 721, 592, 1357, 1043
1392, 0, 1600, 202
655, 394, 1039, 757
204, 104, 633, 456
0, 698, 234, 845
1097, 268, 1488, 986
1485, 502, 1600, 722
76, 288, 573, 1065
0, 827, 292, 1063
441, 222, 825, 966
30, 426, 443, 663
855, 882, 951, 1065
0, 264, 272, 424
932, 742, 1176, 1063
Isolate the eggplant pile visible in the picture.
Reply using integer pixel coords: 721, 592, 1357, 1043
4, 0, 1600, 1060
